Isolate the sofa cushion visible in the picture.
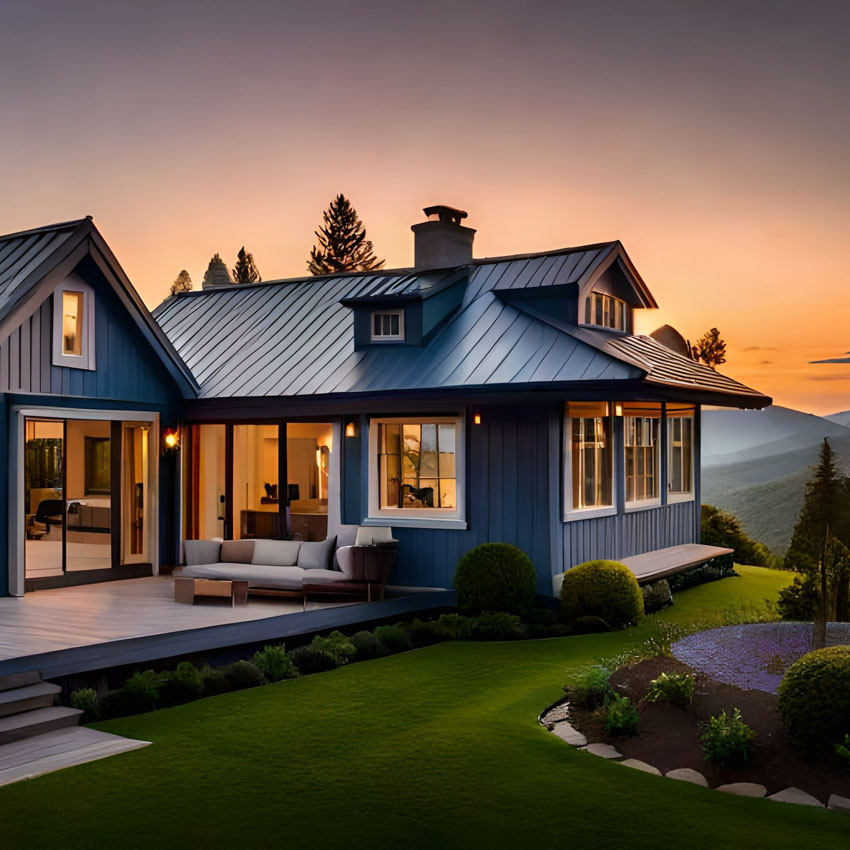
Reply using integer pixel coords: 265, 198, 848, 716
252, 539, 301, 566
297, 536, 335, 571
302, 568, 350, 585
333, 525, 360, 570
183, 539, 222, 566
221, 539, 255, 564
176, 563, 305, 589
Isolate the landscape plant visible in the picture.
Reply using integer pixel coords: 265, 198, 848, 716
120, 670, 160, 713
835, 733, 850, 769
156, 661, 204, 707
644, 671, 695, 708
373, 623, 412, 654
350, 630, 390, 660
470, 611, 528, 641
565, 665, 615, 710
699, 708, 755, 766
251, 644, 300, 682
70, 687, 99, 722
453, 542, 537, 614
560, 560, 644, 627
604, 695, 639, 735
219, 660, 266, 691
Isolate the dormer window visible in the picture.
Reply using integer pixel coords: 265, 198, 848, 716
584, 292, 629, 331
371, 309, 404, 342
53, 276, 96, 369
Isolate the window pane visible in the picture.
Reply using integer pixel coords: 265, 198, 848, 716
585, 297, 591, 323
570, 414, 611, 510
594, 294, 603, 325
440, 478, 457, 510
390, 313, 399, 335
62, 291, 83, 355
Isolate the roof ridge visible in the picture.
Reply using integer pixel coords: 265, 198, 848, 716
0, 217, 91, 243
471, 241, 619, 265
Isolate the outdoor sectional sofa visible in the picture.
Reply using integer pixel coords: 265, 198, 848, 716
175, 525, 398, 601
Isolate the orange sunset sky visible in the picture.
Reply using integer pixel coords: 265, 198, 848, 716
1, 1, 848, 414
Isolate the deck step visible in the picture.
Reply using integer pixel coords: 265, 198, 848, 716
0, 671, 42, 692
0, 706, 82, 745
0, 682, 60, 718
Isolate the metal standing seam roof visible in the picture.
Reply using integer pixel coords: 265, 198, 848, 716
153, 242, 769, 406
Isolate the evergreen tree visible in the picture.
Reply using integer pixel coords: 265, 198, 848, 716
170, 269, 192, 296
307, 194, 385, 275
691, 327, 727, 369
202, 253, 232, 289
232, 247, 261, 284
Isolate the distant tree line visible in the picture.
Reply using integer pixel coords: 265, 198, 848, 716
168, 193, 383, 298
701, 504, 777, 568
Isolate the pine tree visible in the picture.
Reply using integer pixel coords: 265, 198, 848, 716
307, 194, 385, 275
232, 247, 261, 284
692, 328, 727, 369
202, 253, 232, 289
170, 269, 192, 296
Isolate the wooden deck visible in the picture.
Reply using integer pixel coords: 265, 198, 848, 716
619, 544, 734, 584
0, 577, 455, 679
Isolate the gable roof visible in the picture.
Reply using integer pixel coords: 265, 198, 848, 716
154, 242, 769, 407
0, 218, 198, 397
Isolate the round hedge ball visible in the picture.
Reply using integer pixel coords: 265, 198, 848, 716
453, 543, 537, 614
778, 645, 850, 755
560, 560, 644, 627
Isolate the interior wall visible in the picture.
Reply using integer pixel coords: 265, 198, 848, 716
64, 419, 110, 499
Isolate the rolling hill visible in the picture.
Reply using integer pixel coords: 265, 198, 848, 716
701, 406, 850, 555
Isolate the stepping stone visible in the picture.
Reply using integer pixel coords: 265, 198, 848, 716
828, 794, 850, 812
550, 722, 586, 747
665, 768, 708, 786
620, 758, 661, 775
716, 782, 767, 798
767, 787, 824, 807
579, 743, 622, 759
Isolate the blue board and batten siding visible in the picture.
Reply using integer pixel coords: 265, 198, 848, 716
343, 402, 701, 592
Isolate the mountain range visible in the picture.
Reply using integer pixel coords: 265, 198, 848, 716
701, 406, 850, 555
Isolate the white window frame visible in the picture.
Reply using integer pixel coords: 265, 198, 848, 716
667, 412, 695, 504
366, 415, 466, 530
370, 309, 405, 342
624, 412, 662, 511
583, 292, 629, 332
52, 275, 96, 370
563, 407, 616, 522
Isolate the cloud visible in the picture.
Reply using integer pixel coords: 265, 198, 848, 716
806, 374, 850, 381
759, 360, 774, 365
743, 346, 779, 352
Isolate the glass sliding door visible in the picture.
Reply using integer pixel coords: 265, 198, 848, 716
233, 424, 281, 539
122, 423, 150, 563
287, 422, 333, 541
187, 424, 227, 539
24, 418, 65, 578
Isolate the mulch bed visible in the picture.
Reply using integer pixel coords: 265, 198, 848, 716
568, 656, 850, 804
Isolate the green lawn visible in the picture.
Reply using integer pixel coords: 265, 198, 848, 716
5, 565, 845, 850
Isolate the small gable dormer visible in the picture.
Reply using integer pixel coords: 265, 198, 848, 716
342, 268, 468, 350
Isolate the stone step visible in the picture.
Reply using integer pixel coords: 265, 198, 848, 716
0, 682, 60, 718
0, 706, 82, 745
0, 671, 42, 693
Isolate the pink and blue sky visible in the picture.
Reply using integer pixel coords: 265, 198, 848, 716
1, 0, 848, 412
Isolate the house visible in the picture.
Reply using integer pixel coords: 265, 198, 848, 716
0, 207, 770, 598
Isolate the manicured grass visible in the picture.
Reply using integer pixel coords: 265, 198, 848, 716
6, 565, 844, 850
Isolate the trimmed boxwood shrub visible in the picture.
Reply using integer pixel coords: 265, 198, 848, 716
470, 611, 527, 641
288, 631, 356, 674
156, 661, 204, 707
436, 613, 474, 640
405, 618, 455, 647
373, 624, 412, 654
351, 630, 390, 660
219, 660, 265, 691
778, 645, 850, 755
453, 543, 537, 614
251, 645, 300, 682
200, 665, 230, 697
120, 670, 160, 713
560, 560, 644, 627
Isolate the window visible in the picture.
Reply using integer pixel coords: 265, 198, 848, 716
668, 405, 695, 500
565, 402, 614, 516
62, 291, 84, 355
583, 292, 628, 331
84, 436, 111, 494
371, 309, 404, 341
53, 277, 96, 369
368, 416, 465, 526
623, 403, 661, 506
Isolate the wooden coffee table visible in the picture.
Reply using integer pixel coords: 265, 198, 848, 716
174, 577, 249, 607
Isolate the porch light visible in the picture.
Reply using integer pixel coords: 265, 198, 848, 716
473, 414, 482, 425
345, 421, 357, 438
163, 427, 181, 455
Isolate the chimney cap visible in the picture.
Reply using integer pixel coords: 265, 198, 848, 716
423, 205, 468, 225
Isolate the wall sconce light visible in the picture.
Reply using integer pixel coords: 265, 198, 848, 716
345, 421, 357, 438
163, 427, 181, 455
614, 403, 624, 417
473, 414, 482, 425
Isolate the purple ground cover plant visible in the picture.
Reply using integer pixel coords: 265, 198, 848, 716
672, 623, 850, 694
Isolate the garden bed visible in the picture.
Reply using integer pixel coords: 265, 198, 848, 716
565, 655, 850, 804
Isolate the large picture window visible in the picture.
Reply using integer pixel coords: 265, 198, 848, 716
565, 402, 613, 516
369, 416, 464, 525
624, 403, 661, 506
667, 405, 695, 500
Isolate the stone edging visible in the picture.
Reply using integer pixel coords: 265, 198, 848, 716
539, 702, 850, 812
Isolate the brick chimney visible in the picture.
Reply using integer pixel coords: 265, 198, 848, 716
411, 205, 475, 269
